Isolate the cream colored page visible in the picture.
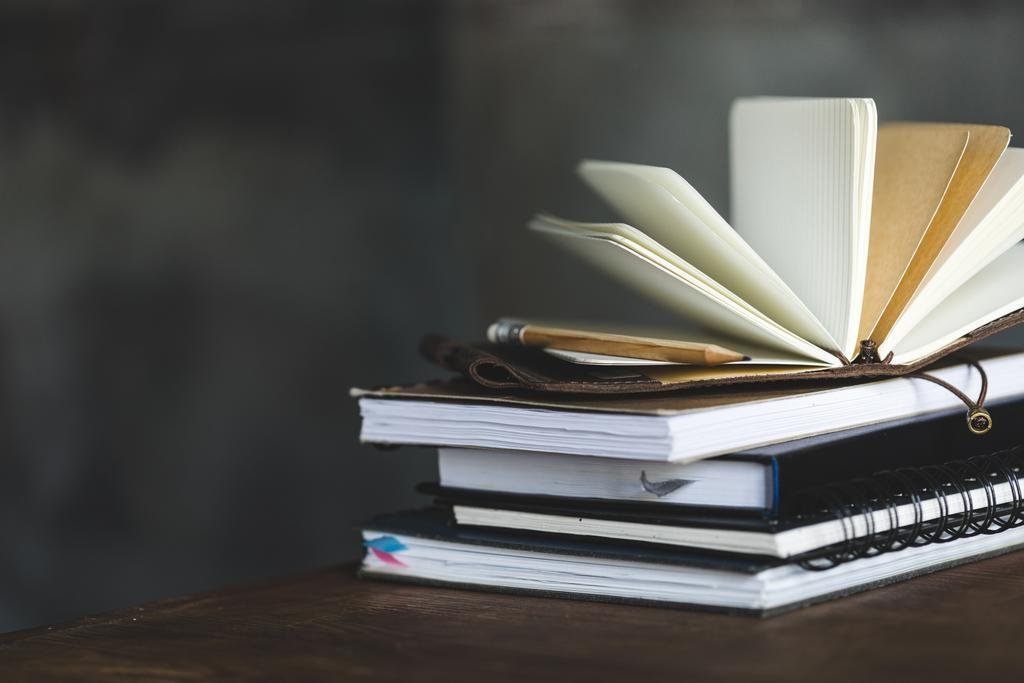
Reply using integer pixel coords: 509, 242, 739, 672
602, 164, 763, 256
892, 243, 1024, 364
927, 149, 1024, 281
884, 148, 1024, 351
644, 363, 822, 386
531, 215, 837, 363
849, 98, 877, 354
730, 98, 875, 355
577, 161, 837, 350
857, 124, 968, 340
869, 124, 1010, 344
531, 221, 837, 363
535, 215, 741, 307
545, 347, 832, 367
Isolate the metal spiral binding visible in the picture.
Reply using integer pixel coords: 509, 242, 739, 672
794, 446, 1024, 570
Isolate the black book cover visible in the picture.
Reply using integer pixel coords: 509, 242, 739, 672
358, 507, 1024, 617
423, 394, 1024, 531
362, 507, 782, 573
756, 395, 1024, 517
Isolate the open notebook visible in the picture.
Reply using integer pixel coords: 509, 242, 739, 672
500, 97, 1024, 384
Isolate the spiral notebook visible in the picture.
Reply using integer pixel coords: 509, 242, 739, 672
436, 444, 1024, 560
361, 446, 1024, 615
360, 499, 1024, 616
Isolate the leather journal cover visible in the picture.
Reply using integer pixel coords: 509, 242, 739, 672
419, 308, 1024, 394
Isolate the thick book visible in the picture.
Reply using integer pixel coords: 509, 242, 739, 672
433, 392, 1024, 514
359, 507, 1024, 616
477, 97, 1024, 391
355, 349, 1024, 462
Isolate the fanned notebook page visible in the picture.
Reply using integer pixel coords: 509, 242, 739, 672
576, 161, 836, 350
528, 217, 836, 364
893, 242, 1024, 363
508, 97, 1024, 377
868, 123, 1010, 344
730, 97, 877, 358
858, 125, 968, 341
884, 148, 1024, 353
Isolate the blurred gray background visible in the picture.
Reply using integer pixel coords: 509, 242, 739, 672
2, 0, 1024, 632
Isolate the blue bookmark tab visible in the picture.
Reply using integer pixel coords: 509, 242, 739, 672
363, 536, 407, 553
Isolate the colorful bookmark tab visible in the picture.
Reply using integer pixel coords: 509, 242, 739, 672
363, 536, 408, 567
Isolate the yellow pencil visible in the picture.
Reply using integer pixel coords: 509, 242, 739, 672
487, 320, 749, 366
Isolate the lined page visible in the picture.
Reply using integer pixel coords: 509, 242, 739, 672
730, 98, 876, 357
577, 161, 838, 351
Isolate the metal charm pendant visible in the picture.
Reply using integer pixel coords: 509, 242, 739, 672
967, 408, 992, 435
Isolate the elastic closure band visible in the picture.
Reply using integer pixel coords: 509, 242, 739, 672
910, 358, 992, 435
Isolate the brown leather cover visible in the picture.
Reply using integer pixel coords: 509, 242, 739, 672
419, 334, 663, 393
418, 307, 1024, 395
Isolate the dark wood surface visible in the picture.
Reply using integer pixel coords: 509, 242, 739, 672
3, 553, 1024, 682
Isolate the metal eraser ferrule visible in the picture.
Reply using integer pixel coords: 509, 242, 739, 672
488, 319, 527, 345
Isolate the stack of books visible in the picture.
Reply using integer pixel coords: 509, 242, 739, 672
352, 97, 1024, 615
355, 357, 1024, 615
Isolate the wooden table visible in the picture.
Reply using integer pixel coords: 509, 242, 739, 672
2, 553, 1023, 682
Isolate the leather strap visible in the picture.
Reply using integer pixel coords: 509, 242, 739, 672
911, 357, 992, 434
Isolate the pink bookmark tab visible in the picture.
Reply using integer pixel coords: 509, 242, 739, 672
370, 547, 407, 567
364, 536, 409, 567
